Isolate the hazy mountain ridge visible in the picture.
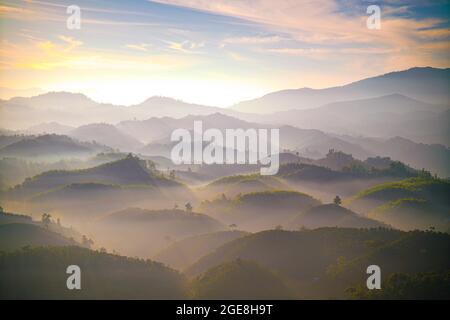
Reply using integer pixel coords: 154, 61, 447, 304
232, 67, 450, 113
261, 94, 449, 146
0, 134, 112, 160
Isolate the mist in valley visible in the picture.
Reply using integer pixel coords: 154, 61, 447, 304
1, 67, 449, 300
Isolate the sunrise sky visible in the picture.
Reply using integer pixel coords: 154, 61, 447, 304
0, 0, 449, 106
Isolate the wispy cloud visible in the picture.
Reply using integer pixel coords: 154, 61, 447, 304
222, 35, 284, 45
164, 40, 205, 54
125, 43, 151, 52
153, 0, 450, 69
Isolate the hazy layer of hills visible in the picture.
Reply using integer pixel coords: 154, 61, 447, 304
92, 208, 225, 258
0, 66, 449, 300
262, 94, 450, 146
0, 223, 77, 251
69, 123, 144, 152
189, 259, 294, 299
290, 204, 385, 229
1, 155, 194, 223
185, 228, 450, 298
154, 230, 249, 270
0, 134, 111, 160
199, 190, 320, 232
232, 67, 450, 113
348, 177, 450, 231
1, 208, 448, 299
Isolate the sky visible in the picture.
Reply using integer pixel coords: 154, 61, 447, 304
0, 0, 449, 107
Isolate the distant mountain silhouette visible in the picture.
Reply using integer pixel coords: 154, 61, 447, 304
265, 94, 449, 146
0, 93, 245, 129
232, 67, 450, 113
340, 136, 450, 177
69, 123, 144, 151
24, 122, 74, 135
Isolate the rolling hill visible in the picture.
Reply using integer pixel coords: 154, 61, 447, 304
348, 177, 450, 231
190, 259, 294, 299
154, 230, 249, 270
7, 154, 181, 199
0, 134, 110, 160
2, 155, 194, 223
92, 208, 226, 258
0, 223, 77, 251
329, 231, 450, 298
185, 228, 449, 298
0, 246, 186, 299
198, 190, 320, 231
199, 173, 288, 198
290, 204, 386, 229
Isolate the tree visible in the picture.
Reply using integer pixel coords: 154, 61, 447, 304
0, 206, 3, 213
229, 223, 237, 229
185, 202, 193, 213
333, 196, 342, 206
41, 213, 52, 228
82, 235, 94, 248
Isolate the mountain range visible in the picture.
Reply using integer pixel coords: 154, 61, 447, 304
232, 67, 450, 113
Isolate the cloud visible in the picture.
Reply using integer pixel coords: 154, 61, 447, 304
165, 40, 205, 54
125, 43, 151, 52
222, 35, 284, 45
58, 36, 83, 50
153, 0, 450, 69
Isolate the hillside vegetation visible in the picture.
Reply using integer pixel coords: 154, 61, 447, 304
189, 259, 294, 299
199, 190, 320, 231
154, 230, 249, 270
348, 177, 450, 231
186, 228, 450, 298
0, 223, 77, 251
0, 246, 186, 299
290, 204, 385, 229
92, 208, 225, 258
